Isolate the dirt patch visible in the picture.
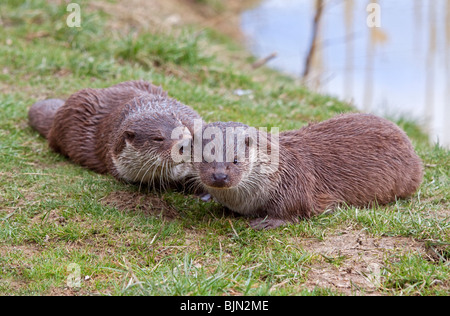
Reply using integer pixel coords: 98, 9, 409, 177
0, 244, 42, 259
100, 190, 179, 220
0, 244, 42, 292
31, 209, 67, 226
424, 241, 450, 263
297, 230, 425, 295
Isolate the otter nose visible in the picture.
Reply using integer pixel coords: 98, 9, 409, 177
213, 173, 228, 182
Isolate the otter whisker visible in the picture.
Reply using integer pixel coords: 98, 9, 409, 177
134, 154, 155, 183
138, 156, 158, 191
139, 156, 162, 192
148, 159, 162, 191
31, 80, 202, 200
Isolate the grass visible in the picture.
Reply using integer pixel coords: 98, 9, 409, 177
0, 0, 449, 296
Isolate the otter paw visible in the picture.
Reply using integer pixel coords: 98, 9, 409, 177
199, 192, 212, 202
249, 218, 287, 230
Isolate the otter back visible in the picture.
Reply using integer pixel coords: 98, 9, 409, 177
47, 80, 166, 174
28, 99, 65, 138
31, 80, 203, 188
196, 114, 423, 230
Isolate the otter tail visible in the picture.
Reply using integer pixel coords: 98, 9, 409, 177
28, 99, 65, 139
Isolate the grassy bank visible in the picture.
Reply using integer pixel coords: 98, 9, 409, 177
0, 0, 448, 296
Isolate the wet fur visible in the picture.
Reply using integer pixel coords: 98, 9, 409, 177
29, 80, 202, 188
196, 114, 424, 230
28, 99, 65, 138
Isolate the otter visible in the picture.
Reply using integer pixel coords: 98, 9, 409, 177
28, 80, 203, 189
194, 114, 423, 230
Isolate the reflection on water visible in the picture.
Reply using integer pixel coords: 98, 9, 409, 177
241, 0, 450, 148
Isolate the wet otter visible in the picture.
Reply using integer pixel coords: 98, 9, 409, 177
28, 80, 202, 188
194, 114, 423, 230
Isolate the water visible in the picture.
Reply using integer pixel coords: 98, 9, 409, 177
241, 0, 450, 148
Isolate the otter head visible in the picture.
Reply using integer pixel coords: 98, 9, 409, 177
196, 122, 259, 190
111, 112, 193, 186
195, 121, 280, 215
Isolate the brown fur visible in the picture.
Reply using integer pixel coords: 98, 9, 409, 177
28, 99, 65, 138
195, 114, 424, 230
29, 80, 203, 186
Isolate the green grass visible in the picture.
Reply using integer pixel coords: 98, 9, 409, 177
0, 0, 449, 296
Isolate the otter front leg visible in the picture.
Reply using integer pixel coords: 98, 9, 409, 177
196, 192, 212, 202
249, 217, 288, 230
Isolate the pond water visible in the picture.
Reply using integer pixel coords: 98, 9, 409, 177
241, 0, 450, 148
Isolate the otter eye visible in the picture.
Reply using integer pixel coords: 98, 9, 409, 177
124, 131, 135, 141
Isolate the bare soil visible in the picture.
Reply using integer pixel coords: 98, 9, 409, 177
100, 190, 179, 220
297, 229, 426, 295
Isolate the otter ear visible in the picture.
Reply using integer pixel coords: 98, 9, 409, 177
124, 130, 136, 142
